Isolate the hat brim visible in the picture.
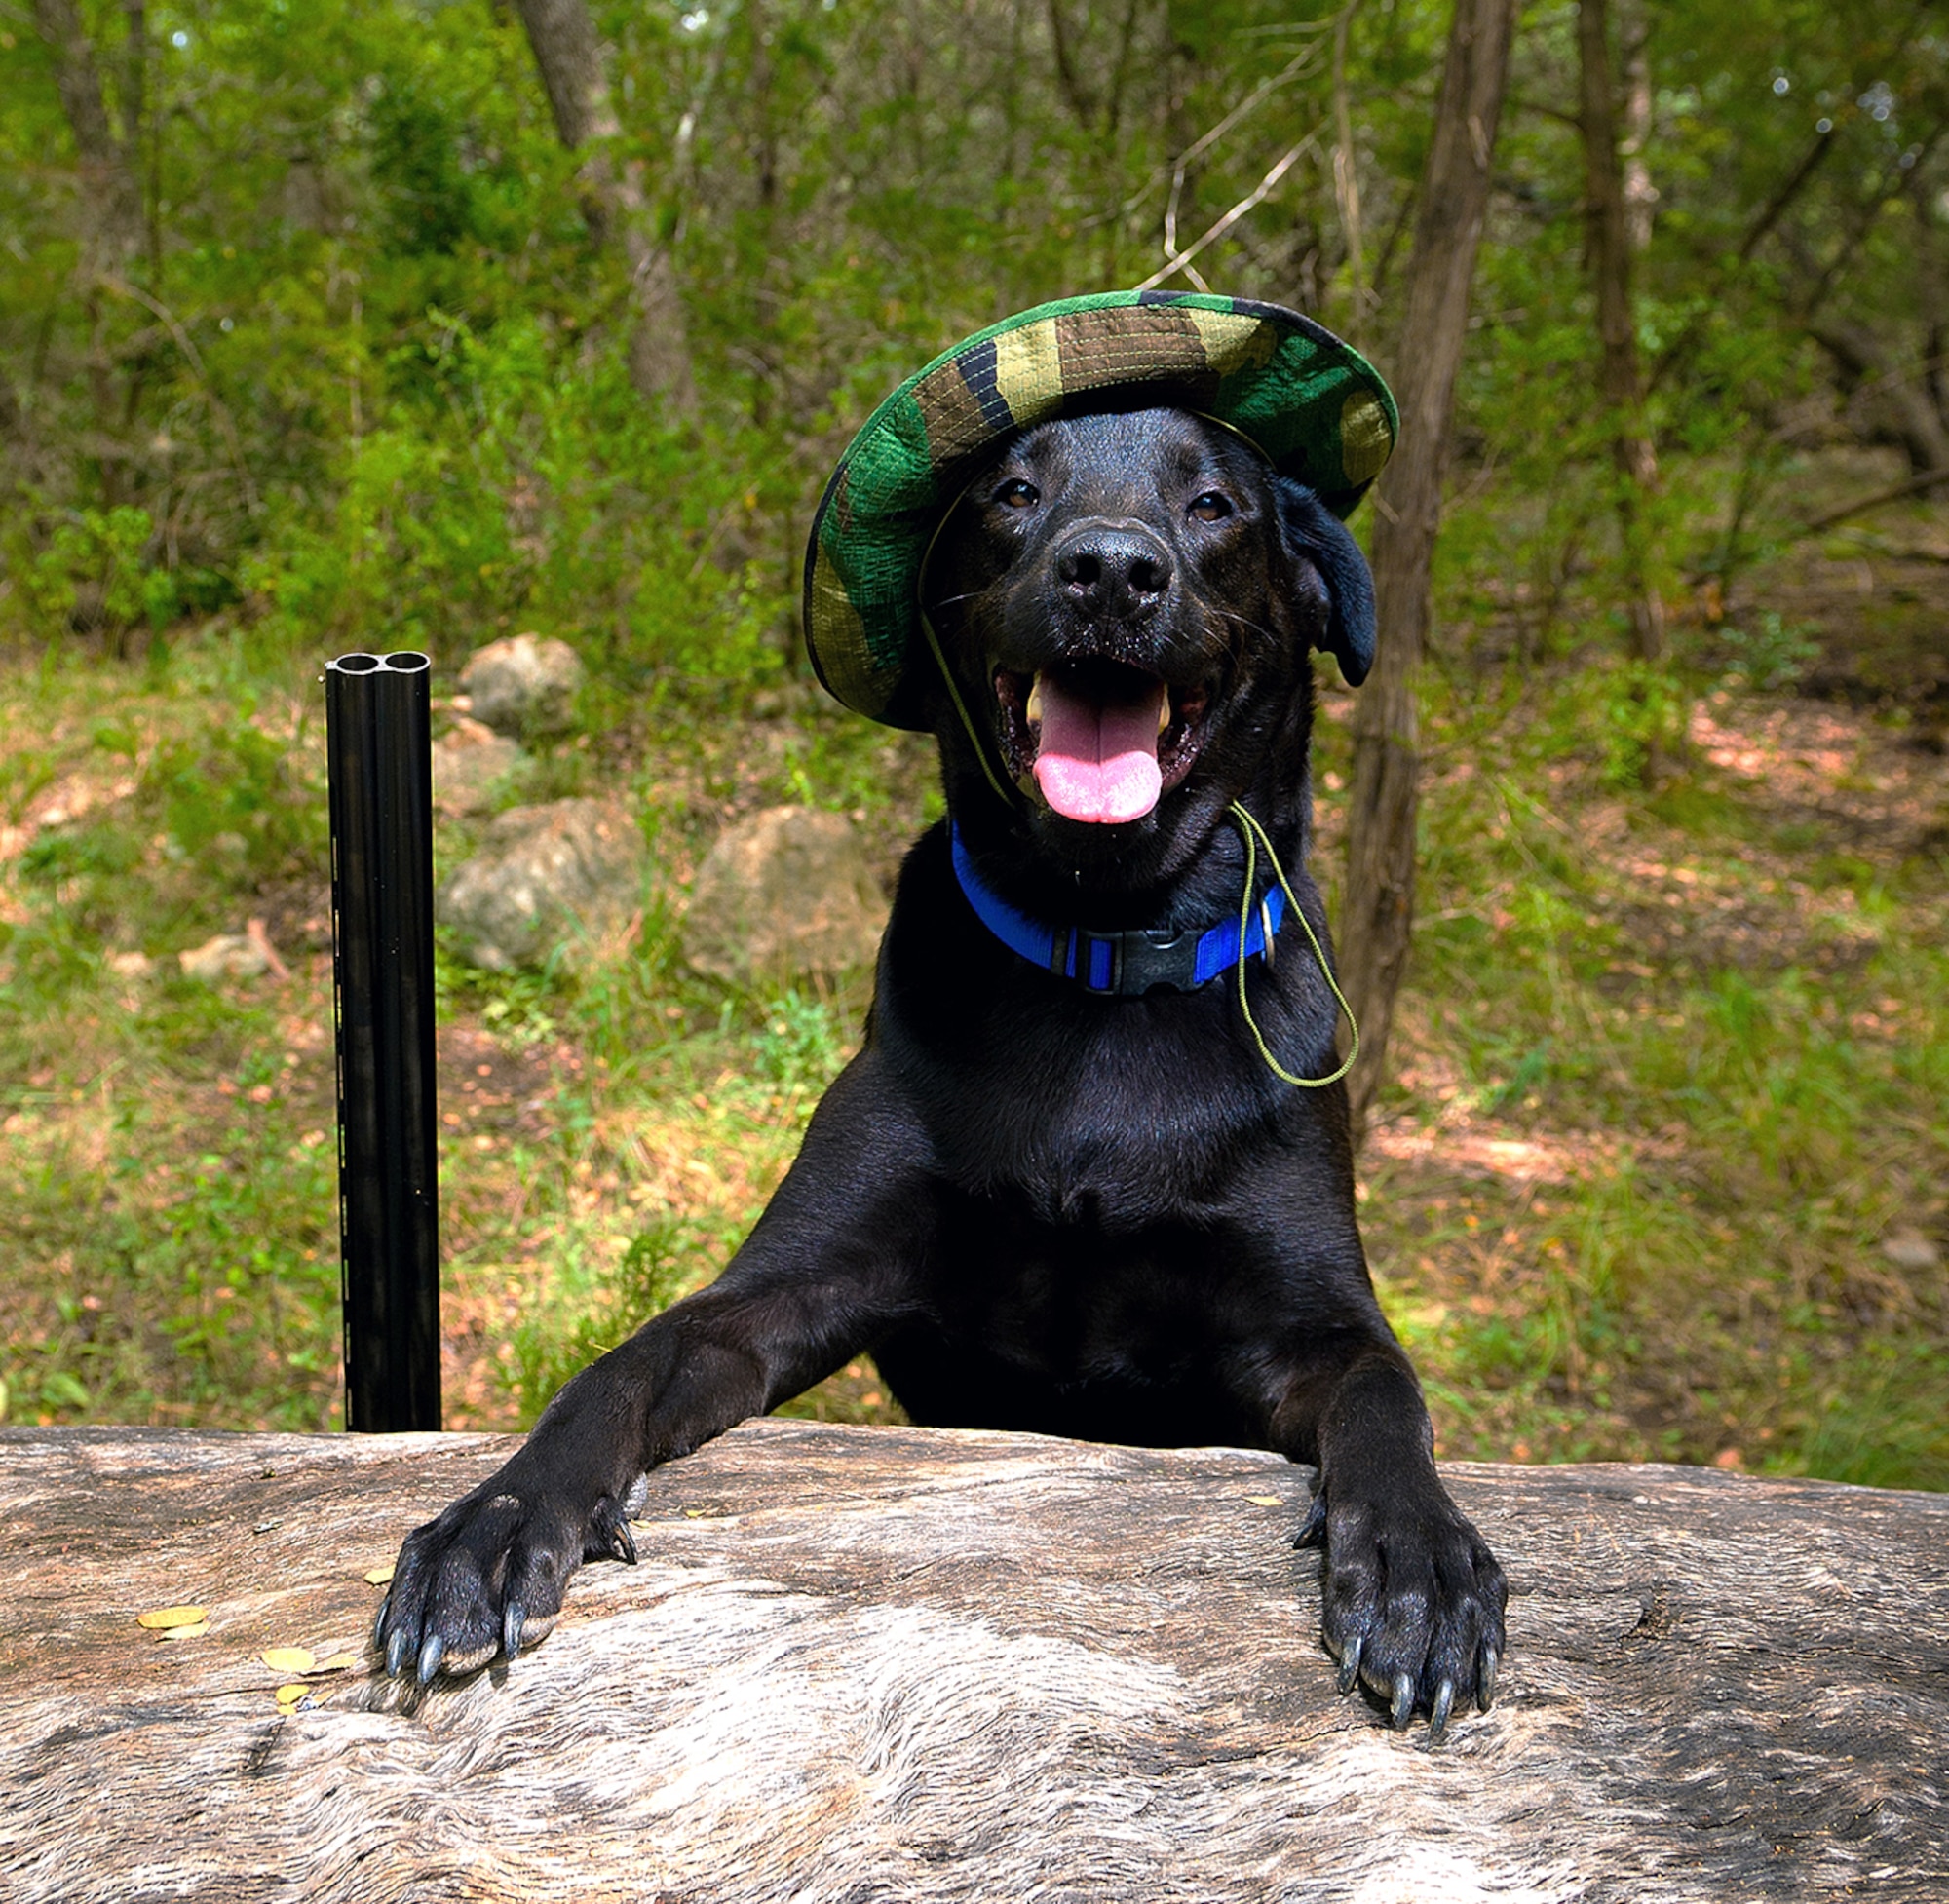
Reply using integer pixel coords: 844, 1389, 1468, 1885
802, 290, 1397, 731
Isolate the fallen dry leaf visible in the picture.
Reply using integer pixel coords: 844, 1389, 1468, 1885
363, 1564, 395, 1586
157, 1619, 210, 1640
261, 1646, 316, 1674
315, 1652, 361, 1672
136, 1605, 207, 1630
275, 1683, 311, 1709
1244, 1496, 1282, 1507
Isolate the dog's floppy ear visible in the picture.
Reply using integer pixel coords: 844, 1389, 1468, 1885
1274, 476, 1377, 687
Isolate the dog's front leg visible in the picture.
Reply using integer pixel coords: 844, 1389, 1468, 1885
376, 1057, 933, 1681
1274, 1340, 1508, 1736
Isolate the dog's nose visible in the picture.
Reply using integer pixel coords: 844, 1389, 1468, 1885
1051, 526, 1173, 618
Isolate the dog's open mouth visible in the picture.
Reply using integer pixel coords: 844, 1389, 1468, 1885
994, 658, 1210, 824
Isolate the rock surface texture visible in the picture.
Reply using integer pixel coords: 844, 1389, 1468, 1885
1, 1422, 1944, 1903
438, 796, 645, 971
458, 633, 585, 741
683, 804, 889, 986
431, 714, 524, 817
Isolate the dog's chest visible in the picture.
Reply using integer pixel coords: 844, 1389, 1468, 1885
922, 994, 1274, 1226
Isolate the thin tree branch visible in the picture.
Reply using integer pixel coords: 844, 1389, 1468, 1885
1139, 137, 1316, 291
1798, 466, 1949, 536
1158, 42, 1323, 269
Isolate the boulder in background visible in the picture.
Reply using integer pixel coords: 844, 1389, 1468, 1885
439, 797, 645, 971
683, 806, 888, 987
432, 714, 525, 816
459, 634, 585, 741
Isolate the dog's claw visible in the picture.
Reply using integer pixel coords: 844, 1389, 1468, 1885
1335, 1632, 1363, 1696
589, 1496, 638, 1567
372, 1595, 390, 1650
386, 1624, 411, 1679
1429, 1677, 1456, 1741
1479, 1644, 1500, 1712
1294, 1493, 1327, 1550
416, 1633, 444, 1685
503, 1601, 526, 1662
1389, 1672, 1414, 1731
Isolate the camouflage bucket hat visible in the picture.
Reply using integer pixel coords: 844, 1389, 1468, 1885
802, 289, 1397, 731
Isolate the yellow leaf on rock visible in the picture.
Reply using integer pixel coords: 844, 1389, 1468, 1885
158, 1619, 210, 1640
1245, 1496, 1282, 1507
316, 1653, 361, 1672
363, 1564, 395, 1586
261, 1646, 316, 1674
275, 1683, 310, 1708
137, 1605, 208, 1630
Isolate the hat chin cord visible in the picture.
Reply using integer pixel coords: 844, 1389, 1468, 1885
919, 601, 1021, 812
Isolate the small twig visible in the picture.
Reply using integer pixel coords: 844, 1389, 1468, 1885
1797, 467, 1949, 537
246, 918, 291, 983
1157, 42, 1323, 274
1140, 137, 1317, 292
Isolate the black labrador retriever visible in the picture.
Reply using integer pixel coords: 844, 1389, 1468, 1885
377, 405, 1507, 1735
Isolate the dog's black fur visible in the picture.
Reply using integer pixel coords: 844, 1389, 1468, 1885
378, 408, 1507, 1733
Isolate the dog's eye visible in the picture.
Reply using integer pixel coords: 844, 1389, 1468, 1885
1188, 491, 1233, 523
994, 479, 1040, 511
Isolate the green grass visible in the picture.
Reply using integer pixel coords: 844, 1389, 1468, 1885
1333, 649, 1949, 1490
2, 616, 1944, 1487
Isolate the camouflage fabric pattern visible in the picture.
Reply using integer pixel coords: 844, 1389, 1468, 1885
803, 290, 1398, 729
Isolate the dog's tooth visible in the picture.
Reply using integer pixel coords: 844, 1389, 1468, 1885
1026, 677, 1044, 727
1158, 693, 1171, 735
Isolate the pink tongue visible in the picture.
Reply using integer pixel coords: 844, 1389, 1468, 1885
1031, 670, 1166, 824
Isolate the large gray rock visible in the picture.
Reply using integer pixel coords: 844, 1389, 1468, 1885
458, 633, 585, 741
683, 805, 888, 986
432, 715, 524, 816
439, 798, 646, 971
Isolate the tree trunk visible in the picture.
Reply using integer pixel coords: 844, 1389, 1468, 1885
1906, 167, 1949, 441
5, 1422, 1947, 1902
1578, 0, 1663, 660
1338, 0, 1516, 1137
31, 0, 146, 282
1330, 0, 1368, 342
33, 0, 151, 519
1619, 0, 1655, 254
514, 0, 699, 417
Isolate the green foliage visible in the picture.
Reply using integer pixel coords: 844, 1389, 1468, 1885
1596, 661, 1691, 790
143, 718, 325, 888
751, 991, 849, 1093
1701, 610, 1824, 693
7, 0, 1944, 681
508, 1215, 695, 1417
16, 507, 176, 636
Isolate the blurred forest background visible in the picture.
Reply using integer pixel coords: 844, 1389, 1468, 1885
1, 0, 1945, 1486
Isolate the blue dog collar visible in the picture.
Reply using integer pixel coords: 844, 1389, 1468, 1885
949, 821, 1285, 998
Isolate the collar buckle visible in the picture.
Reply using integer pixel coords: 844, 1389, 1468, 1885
1056, 925, 1197, 997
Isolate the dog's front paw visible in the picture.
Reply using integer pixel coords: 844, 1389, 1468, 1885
1300, 1486, 1506, 1738
374, 1467, 639, 1682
